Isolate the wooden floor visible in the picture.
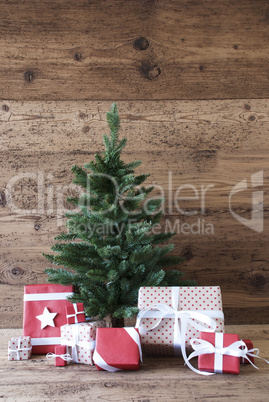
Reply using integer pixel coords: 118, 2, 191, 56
1, 325, 269, 401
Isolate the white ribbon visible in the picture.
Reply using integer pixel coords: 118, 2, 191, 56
240, 339, 258, 363
93, 327, 143, 372
93, 350, 122, 372
31, 337, 62, 346
24, 292, 73, 301
61, 324, 95, 363
66, 304, 85, 324
214, 332, 224, 373
9, 337, 32, 360
187, 336, 269, 375
46, 352, 72, 362
123, 327, 143, 364
241, 347, 260, 363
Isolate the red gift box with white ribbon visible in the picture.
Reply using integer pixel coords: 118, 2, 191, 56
197, 332, 240, 374
46, 345, 72, 367
65, 303, 86, 324
23, 284, 74, 354
93, 327, 142, 371
187, 332, 269, 375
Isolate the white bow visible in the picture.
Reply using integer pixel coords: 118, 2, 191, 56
46, 352, 72, 362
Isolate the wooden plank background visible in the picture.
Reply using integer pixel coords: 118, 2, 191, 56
0, 0, 269, 101
0, 0, 269, 327
1, 100, 268, 326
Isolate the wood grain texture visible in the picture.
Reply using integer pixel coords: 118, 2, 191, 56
0, 325, 269, 401
0, 100, 268, 327
0, 0, 269, 100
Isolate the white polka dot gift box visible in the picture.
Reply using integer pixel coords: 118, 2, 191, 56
61, 320, 106, 365
8, 336, 32, 361
135, 286, 224, 357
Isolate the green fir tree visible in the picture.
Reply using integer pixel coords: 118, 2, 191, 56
43, 103, 195, 326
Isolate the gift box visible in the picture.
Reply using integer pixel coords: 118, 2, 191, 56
198, 332, 240, 374
23, 284, 74, 354
93, 327, 142, 371
187, 333, 269, 375
66, 303, 85, 325
240, 339, 255, 364
136, 286, 224, 356
46, 345, 72, 366
8, 336, 32, 361
61, 320, 106, 365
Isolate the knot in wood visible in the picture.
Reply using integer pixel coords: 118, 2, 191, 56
139, 61, 161, 80
250, 273, 267, 288
0, 191, 6, 206
24, 70, 34, 83
79, 112, 88, 120
1, 104, 9, 112
82, 126, 90, 134
34, 223, 41, 231
74, 52, 83, 62
11, 267, 24, 277
133, 37, 150, 51
104, 382, 118, 388
180, 246, 193, 261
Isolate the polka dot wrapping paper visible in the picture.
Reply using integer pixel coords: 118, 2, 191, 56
61, 320, 106, 365
136, 286, 224, 356
8, 336, 32, 361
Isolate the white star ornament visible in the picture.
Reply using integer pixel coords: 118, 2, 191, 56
36, 307, 58, 329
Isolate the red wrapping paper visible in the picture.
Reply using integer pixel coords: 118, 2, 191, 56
65, 303, 85, 324
23, 284, 74, 354
55, 345, 68, 367
94, 328, 141, 371
240, 339, 254, 364
198, 332, 240, 374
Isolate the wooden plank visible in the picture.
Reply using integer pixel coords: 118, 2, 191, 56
0, 326, 269, 401
0, 100, 269, 327
1, 99, 269, 153
0, 1, 269, 100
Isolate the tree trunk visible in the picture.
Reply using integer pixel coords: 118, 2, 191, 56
111, 316, 125, 328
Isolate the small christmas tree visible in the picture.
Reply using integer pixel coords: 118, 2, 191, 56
43, 103, 195, 327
